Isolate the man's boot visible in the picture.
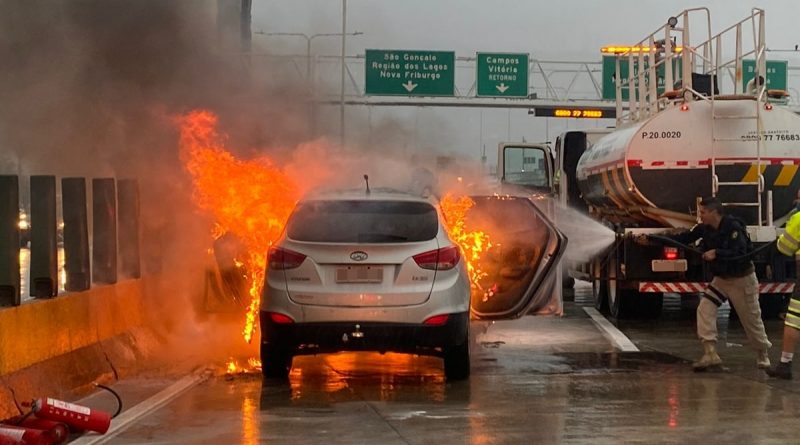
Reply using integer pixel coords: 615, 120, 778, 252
765, 361, 793, 380
756, 350, 771, 369
693, 341, 723, 371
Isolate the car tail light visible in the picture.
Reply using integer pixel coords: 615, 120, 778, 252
267, 312, 295, 324
268, 246, 306, 270
413, 246, 461, 271
423, 314, 450, 326
663, 247, 678, 260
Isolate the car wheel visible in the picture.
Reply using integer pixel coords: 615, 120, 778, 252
443, 337, 470, 381
260, 342, 292, 379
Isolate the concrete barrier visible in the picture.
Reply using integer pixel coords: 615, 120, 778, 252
0, 279, 145, 376
0, 279, 157, 419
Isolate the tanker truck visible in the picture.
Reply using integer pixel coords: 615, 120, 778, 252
500, 8, 798, 318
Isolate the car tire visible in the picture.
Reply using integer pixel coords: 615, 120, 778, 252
443, 337, 470, 381
260, 342, 292, 379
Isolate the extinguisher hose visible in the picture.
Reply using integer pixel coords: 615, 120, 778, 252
10, 407, 35, 425
646, 234, 777, 261
94, 384, 123, 419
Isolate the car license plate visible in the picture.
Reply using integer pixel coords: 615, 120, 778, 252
335, 265, 383, 283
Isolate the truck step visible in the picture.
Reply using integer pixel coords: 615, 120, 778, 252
716, 181, 760, 186
721, 202, 761, 207
712, 115, 759, 119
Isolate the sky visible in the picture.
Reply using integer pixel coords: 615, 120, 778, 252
251, 0, 800, 165
254, 1, 800, 60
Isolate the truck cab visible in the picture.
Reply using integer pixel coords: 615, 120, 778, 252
496, 143, 555, 195
553, 129, 613, 212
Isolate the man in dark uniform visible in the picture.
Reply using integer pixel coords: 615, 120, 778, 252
647, 197, 771, 370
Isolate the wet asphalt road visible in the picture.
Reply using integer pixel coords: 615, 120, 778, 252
74, 284, 800, 444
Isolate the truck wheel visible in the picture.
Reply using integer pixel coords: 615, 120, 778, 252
608, 282, 638, 319
261, 342, 292, 379
592, 278, 608, 312
592, 260, 608, 312
562, 274, 576, 302
443, 337, 471, 381
759, 293, 788, 320
636, 292, 663, 318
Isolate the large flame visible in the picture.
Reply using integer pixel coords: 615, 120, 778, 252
440, 193, 492, 293
178, 110, 299, 343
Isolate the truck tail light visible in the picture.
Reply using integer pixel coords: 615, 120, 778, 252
663, 247, 678, 260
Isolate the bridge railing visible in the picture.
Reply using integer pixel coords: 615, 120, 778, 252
0, 175, 140, 307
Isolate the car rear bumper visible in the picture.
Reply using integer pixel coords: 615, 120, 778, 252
260, 311, 469, 357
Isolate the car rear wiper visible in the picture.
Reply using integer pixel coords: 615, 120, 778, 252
357, 233, 409, 242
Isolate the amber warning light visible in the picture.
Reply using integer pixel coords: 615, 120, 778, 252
601, 46, 684, 54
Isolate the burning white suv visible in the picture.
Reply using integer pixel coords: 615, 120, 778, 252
260, 189, 472, 380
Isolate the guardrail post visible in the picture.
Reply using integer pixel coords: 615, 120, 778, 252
0, 175, 20, 306
118, 179, 141, 279
30, 175, 57, 298
62, 177, 90, 292
92, 178, 117, 284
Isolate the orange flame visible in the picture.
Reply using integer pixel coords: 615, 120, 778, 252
440, 194, 492, 292
225, 357, 262, 375
177, 110, 300, 343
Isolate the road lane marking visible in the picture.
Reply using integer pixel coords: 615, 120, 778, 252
583, 307, 640, 352
70, 373, 207, 445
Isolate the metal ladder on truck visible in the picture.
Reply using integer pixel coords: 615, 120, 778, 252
709, 10, 768, 227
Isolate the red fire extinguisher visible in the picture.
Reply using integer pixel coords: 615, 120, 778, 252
0, 437, 21, 445
13, 420, 66, 445
28, 384, 122, 435
0, 424, 48, 445
0, 417, 68, 445
30, 397, 110, 434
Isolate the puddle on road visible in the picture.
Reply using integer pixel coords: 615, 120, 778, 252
518, 351, 690, 375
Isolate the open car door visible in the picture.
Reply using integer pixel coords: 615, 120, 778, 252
466, 195, 567, 320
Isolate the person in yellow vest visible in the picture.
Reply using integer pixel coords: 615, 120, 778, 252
766, 210, 800, 379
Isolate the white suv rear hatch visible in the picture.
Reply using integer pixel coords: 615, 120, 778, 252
276, 199, 442, 307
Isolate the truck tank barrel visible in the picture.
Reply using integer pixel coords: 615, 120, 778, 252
575, 100, 800, 226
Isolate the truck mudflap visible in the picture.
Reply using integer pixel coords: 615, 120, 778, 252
638, 282, 795, 294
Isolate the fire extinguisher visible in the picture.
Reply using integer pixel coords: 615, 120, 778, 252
27, 384, 122, 435
13, 420, 66, 445
0, 417, 68, 445
0, 424, 48, 445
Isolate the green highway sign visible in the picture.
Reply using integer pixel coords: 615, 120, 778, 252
742, 60, 788, 91
602, 55, 681, 100
365, 49, 455, 96
476, 53, 529, 97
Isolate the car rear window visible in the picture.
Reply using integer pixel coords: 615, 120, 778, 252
287, 200, 439, 243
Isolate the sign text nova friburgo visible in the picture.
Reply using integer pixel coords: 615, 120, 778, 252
365, 49, 455, 96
